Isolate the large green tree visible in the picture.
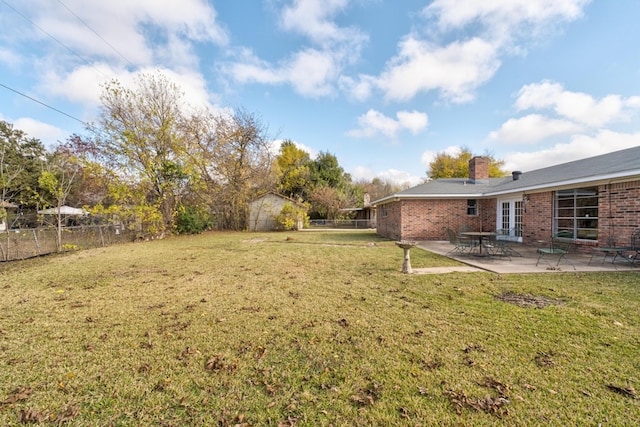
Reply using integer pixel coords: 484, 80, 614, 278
0, 120, 46, 208
97, 72, 191, 232
306, 151, 360, 219
427, 146, 506, 179
275, 139, 310, 198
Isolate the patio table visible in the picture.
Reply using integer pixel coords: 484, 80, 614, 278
460, 231, 495, 256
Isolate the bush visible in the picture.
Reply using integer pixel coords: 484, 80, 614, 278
275, 202, 309, 231
175, 205, 212, 235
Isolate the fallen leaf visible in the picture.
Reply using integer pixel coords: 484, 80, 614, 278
1, 386, 32, 405
606, 384, 637, 399
19, 408, 47, 423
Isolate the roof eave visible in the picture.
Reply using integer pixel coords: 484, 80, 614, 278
372, 170, 640, 204
485, 171, 640, 196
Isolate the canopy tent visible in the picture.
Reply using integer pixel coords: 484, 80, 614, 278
37, 206, 88, 215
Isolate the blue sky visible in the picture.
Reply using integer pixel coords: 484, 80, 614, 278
1, 0, 639, 186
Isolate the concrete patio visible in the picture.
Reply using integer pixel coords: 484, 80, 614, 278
415, 240, 639, 274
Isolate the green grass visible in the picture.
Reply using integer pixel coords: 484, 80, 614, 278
0, 231, 638, 426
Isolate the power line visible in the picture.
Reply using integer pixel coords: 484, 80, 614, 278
0, 0, 111, 80
0, 81, 105, 137
55, 0, 137, 69
0, 82, 86, 126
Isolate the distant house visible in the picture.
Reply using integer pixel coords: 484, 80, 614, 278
340, 193, 377, 228
248, 192, 303, 231
373, 146, 640, 250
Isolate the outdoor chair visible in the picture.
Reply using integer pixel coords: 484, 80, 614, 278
591, 229, 640, 266
588, 237, 624, 265
536, 233, 575, 268
482, 233, 511, 259
495, 228, 523, 257
446, 228, 477, 256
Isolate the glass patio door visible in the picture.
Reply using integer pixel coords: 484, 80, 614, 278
497, 198, 523, 242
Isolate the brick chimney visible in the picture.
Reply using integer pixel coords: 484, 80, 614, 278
468, 156, 489, 184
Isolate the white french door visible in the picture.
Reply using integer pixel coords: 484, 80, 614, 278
496, 198, 523, 242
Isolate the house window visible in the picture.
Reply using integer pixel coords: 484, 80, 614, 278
467, 199, 477, 215
381, 205, 388, 217
554, 187, 598, 240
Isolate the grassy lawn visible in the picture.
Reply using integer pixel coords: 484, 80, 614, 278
0, 231, 638, 426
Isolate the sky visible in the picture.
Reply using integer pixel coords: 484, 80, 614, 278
1, 0, 639, 187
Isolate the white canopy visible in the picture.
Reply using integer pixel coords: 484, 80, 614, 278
37, 205, 88, 215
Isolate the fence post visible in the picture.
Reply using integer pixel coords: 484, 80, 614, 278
0, 231, 6, 261
32, 229, 41, 255
99, 225, 105, 247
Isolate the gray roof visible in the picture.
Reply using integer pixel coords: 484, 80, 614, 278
374, 145, 640, 204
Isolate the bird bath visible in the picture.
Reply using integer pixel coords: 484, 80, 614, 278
396, 240, 417, 273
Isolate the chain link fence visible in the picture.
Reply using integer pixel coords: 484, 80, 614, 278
307, 219, 375, 229
0, 225, 137, 261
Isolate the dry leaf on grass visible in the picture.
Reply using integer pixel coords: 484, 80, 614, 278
479, 377, 510, 396
444, 389, 510, 418
534, 351, 556, 367
1, 386, 32, 406
205, 354, 237, 374
606, 384, 637, 399
350, 382, 382, 407
18, 408, 47, 423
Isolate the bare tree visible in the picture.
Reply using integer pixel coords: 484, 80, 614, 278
184, 108, 275, 230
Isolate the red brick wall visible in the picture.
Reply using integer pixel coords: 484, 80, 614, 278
522, 180, 640, 248
597, 180, 640, 246
522, 192, 553, 244
377, 198, 495, 241
376, 201, 402, 240
377, 179, 640, 246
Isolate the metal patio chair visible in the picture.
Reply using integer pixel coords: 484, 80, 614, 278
536, 233, 575, 269
446, 228, 477, 256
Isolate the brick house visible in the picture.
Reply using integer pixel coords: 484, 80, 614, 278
373, 146, 640, 250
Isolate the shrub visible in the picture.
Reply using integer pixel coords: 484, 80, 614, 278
175, 205, 212, 235
275, 202, 309, 231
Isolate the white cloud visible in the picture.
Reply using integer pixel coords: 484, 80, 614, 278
14, 0, 227, 68
488, 114, 582, 144
338, 75, 375, 102
424, 0, 589, 36
285, 49, 341, 97
12, 117, 67, 147
41, 65, 216, 113
223, 47, 343, 97
0, 47, 21, 67
224, 0, 368, 99
503, 130, 640, 172
346, 109, 428, 139
397, 110, 429, 134
351, 165, 423, 187
421, 145, 462, 168
376, 169, 424, 187
280, 0, 365, 47
343, 0, 590, 104
375, 36, 500, 103
269, 139, 318, 159
515, 81, 640, 127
